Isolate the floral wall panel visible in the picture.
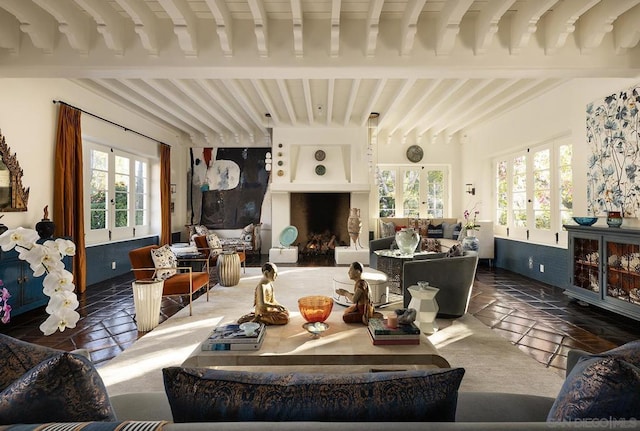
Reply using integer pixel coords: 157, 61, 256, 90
587, 84, 640, 217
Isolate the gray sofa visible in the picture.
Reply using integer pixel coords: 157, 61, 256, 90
403, 251, 479, 316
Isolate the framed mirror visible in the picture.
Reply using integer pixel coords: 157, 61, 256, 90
0, 130, 29, 212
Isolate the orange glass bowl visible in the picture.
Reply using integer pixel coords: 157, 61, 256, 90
298, 296, 334, 323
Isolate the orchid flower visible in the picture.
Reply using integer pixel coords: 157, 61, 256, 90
0, 227, 80, 334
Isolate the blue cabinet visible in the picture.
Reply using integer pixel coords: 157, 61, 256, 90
0, 249, 48, 317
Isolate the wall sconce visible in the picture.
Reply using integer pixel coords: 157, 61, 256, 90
465, 183, 475, 195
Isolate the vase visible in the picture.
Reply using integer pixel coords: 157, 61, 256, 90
462, 233, 479, 253
35, 219, 55, 239
606, 211, 623, 228
395, 227, 420, 255
347, 208, 362, 248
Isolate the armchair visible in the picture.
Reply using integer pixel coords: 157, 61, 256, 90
193, 235, 222, 273
402, 252, 479, 318
128, 245, 210, 316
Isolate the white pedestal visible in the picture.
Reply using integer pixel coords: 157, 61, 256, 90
408, 284, 439, 335
269, 247, 298, 263
334, 246, 370, 265
132, 279, 164, 332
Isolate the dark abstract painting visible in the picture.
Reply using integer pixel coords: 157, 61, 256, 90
188, 147, 270, 229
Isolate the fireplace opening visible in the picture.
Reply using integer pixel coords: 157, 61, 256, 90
290, 192, 350, 255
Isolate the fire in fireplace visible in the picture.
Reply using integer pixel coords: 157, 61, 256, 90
290, 192, 350, 255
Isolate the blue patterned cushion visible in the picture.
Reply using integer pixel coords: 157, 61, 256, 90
547, 342, 640, 421
0, 334, 64, 392
163, 368, 464, 422
0, 352, 116, 424
427, 223, 444, 238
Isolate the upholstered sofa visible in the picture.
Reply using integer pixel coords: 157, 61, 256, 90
2, 332, 640, 430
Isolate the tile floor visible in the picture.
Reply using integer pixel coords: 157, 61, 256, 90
2, 260, 639, 374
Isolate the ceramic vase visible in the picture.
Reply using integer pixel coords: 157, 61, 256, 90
462, 231, 479, 252
347, 208, 362, 248
395, 228, 420, 255
607, 211, 623, 228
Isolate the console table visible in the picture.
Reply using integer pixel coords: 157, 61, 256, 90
182, 310, 450, 370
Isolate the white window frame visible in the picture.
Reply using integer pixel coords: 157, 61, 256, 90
493, 137, 572, 246
376, 164, 450, 218
83, 140, 151, 244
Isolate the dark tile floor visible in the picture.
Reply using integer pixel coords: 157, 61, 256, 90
2, 259, 640, 374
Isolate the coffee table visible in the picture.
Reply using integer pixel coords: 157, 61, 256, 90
182, 310, 450, 370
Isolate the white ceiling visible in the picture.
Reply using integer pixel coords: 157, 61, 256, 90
1, 0, 639, 147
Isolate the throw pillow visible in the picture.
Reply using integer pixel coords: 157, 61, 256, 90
442, 222, 457, 240
194, 225, 210, 236
0, 334, 64, 392
547, 356, 640, 421
452, 222, 462, 239
427, 223, 444, 238
163, 367, 465, 422
380, 220, 395, 238
446, 243, 463, 257
206, 233, 222, 257
548, 340, 640, 422
421, 238, 442, 252
0, 352, 116, 424
418, 219, 429, 237
150, 244, 177, 280
241, 223, 254, 242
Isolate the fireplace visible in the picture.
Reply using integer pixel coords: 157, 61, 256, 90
290, 192, 350, 254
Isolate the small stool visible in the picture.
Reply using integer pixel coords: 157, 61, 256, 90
269, 246, 298, 263
408, 284, 439, 335
131, 279, 164, 332
217, 251, 241, 286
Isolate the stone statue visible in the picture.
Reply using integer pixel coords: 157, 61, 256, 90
238, 262, 289, 325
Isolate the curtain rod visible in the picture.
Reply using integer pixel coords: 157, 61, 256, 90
52, 100, 169, 146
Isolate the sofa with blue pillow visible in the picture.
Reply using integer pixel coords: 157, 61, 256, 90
2, 333, 640, 430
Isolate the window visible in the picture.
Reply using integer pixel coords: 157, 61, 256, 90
494, 139, 572, 244
84, 141, 151, 244
376, 166, 448, 218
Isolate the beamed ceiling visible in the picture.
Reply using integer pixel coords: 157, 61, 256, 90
1, 0, 639, 147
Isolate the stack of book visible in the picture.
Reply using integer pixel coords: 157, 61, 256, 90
201, 323, 266, 351
367, 318, 421, 345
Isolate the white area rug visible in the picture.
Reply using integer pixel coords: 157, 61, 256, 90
98, 266, 564, 398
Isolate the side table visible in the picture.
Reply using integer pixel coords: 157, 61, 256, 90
217, 251, 241, 286
131, 279, 164, 332
408, 284, 439, 335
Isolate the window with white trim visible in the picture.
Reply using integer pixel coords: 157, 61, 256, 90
84, 141, 151, 244
376, 166, 449, 218
493, 138, 573, 245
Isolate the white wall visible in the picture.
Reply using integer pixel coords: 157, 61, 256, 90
464, 77, 640, 233
0, 78, 187, 237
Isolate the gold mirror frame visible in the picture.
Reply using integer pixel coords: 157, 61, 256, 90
0, 130, 29, 212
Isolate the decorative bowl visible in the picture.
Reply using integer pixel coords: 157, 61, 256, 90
302, 321, 329, 336
298, 295, 334, 323
239, 322, 260, 336
572, 217, 598, 226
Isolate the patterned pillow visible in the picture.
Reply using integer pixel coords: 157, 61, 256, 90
0, 334, 65, 392
206, 233, 222, 257
150, 245, 177, 280
163, 367, 465, 422
0, 352, 116, 424
194, 225, 210, 236
380, 220, 395, 238
548, 340, 640, 421
241, 223, 254, 242
421, 238, 442, 252
427, 223, 444, 238
446, 243, 463, 257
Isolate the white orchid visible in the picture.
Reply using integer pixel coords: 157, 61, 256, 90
0, 227, 80, 335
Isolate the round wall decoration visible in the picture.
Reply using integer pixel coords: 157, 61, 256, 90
277, 170, 284, 176
314, 150, 326, 161
406, 145, 424, 163
315, 164, 326, 175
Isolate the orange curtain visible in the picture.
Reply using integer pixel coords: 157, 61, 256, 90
160, 143, 171, 245
53, 104, 87, 293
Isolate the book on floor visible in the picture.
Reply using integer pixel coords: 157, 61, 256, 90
368, 318, 420, 336
204, 322, 266, 344
202, 325, 266, 351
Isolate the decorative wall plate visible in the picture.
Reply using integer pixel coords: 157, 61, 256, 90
279, 226, 298, 247
406, 145, 424, 163
315, 164, 326, 175
277, 170, 284, 176
314, 150, 326, 161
